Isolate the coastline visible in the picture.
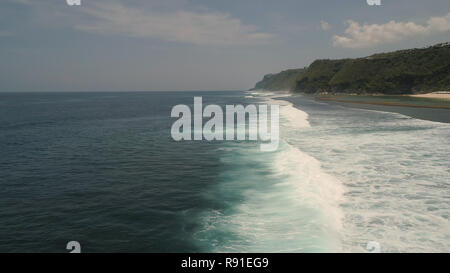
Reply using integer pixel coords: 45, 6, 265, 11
268, 92, 450, 124
312, 94, 450, 123
315, 93, 450, 110
409, 92, 450, 100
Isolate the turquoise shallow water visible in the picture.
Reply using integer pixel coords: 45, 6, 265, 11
0, 91, 449, 252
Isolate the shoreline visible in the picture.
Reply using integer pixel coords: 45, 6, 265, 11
315, 93, 450, 110
409, 93, 450, 100
272, 92, 450, 124
309, 95, 450, 123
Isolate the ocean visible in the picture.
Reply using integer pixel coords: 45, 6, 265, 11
0, 91, 448, 252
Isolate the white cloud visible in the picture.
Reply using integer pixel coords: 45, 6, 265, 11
75, 2, 273, 46
333, 12, 450, 48
320, 20, 331, 31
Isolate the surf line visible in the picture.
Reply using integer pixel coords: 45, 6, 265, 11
170, 96, 280, 151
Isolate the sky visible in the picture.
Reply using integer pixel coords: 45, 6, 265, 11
0, 0, 449, 92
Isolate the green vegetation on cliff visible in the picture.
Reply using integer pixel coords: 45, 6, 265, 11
251, 68, 305, 91
252, 42, 450, 94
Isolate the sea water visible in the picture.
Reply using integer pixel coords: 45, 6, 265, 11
0, 91, 448, 252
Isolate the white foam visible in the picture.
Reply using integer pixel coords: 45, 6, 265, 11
283, 102, 450, 252
254, 92, 311, 129
194, 92, 347, 252
279, 101, 311, 129
201, 91, 450, 252
272, 141, 346, 250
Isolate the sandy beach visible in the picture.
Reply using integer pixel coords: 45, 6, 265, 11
316, 93, 450, 110
410, 92, 450, 100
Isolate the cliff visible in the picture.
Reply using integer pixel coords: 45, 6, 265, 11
252, 42, 450, 94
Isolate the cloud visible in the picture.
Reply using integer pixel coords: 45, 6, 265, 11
333, 12, 450, 48
75, 2, 273, 46
320, 20, 331, 31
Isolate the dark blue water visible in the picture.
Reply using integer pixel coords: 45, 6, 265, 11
0, 91, 246, 252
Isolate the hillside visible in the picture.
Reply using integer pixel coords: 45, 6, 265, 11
252, 42, 450, 94
251, 68, 305, 91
